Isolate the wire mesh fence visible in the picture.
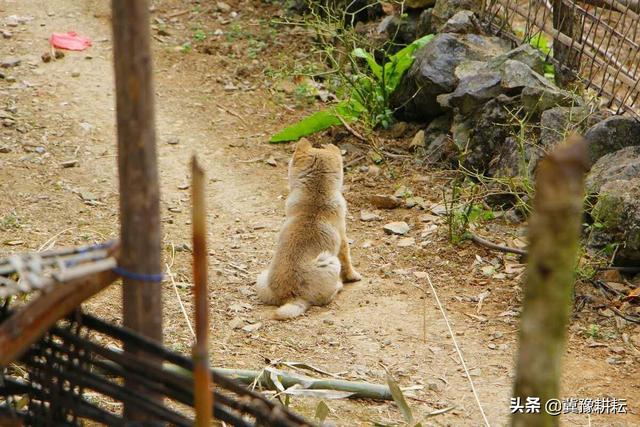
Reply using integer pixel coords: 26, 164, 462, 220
481, 0, 640, 117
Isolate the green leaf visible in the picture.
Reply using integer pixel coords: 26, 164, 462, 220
269, 109, 341, 143
353, 47, 382, 80
269, 101, 362, 143
386, 374, 414, 424
315, 400, 330, 422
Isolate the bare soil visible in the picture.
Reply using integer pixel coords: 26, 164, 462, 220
1, 0, 638, 425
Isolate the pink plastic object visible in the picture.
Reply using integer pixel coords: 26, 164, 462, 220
49, 32, 92, 51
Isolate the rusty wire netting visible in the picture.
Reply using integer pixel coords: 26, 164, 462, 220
481, 0, 640, 117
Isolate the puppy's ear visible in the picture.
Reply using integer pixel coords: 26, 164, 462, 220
295, 138, 312, 154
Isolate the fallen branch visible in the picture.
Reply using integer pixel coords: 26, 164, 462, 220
469, 232, 527, 256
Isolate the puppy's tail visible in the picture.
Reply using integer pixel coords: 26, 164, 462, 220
274, 298, 309, 320
274, 252, 340, 320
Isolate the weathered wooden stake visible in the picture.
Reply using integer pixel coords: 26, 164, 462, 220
552, 0, 580, 87
192, 156, 213, 426
512, 135, 589, 427
111, 0, 163, 420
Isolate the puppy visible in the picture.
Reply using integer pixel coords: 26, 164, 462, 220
256, 139, 361, 319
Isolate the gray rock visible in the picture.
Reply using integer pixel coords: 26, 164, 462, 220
383, 221, 410, 235
500, 60, 550, 92
521, 85, 582, 114
589, 178, 640, 265
360, 210, 382, 222
585, 116, 640, 165
1, 57, 21, 68
439, 10, 482, 34
423, 114, 454, 162
432, 0, 482, 31
371, 194, 402, 209
382, 15, 419, 46
586, 146, 640, 194
539, 106, 590, 149
416, 9, 433, 37
392, 33, 509, 120
465, 95, 520, 172
487, 44, 546, 75
406, 0, 437, 8
438, 70, 502, 114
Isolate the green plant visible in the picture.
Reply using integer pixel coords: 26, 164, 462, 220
445, 181, 495, 245
0, 213, 20, 231
585, 324, 601, 339
192, 28, 206, 42
270, 34, 434, 143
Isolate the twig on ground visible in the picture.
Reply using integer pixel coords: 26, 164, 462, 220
37, 227, 74, 252
166, 243, 195, 340
215, 102, 245, 121
610, 307, 640, 324
425, 271, 490, 427
469, 232, 527, 256
344, 155, 365, 169
337, 115, 366, 142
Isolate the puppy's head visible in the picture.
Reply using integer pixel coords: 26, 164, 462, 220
289, 139, 343, 190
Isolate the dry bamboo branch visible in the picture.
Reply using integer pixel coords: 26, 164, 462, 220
192, 156, 213, 426
0, 268, 118, 366
512, 135, 589, 427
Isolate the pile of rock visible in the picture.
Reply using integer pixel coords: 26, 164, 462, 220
380, 0, 640, 265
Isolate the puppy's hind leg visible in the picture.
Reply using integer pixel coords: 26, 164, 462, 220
303, 252, 342, 306
256, 270, 278, 305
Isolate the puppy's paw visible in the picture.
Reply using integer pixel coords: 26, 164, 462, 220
342, 269, 362, 283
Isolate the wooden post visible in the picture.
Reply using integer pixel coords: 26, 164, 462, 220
552, 0, 580, 87
512, 135, 589, 427
192, 156, 213, 425
111, 0, 163, 420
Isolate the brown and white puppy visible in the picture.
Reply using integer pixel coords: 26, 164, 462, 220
256, 139, 361, 319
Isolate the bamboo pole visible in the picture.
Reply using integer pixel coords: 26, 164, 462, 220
512, 135, 589, 427
192, 156, 213, 426
111, 0, 163, 420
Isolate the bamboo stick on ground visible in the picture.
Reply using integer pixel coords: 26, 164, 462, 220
512, 135, 590, 427
192, 156, 213, 425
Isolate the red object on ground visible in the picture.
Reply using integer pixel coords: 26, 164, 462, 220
49, 32, 92, 51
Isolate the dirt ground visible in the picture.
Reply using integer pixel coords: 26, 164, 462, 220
1, 0, 638, 425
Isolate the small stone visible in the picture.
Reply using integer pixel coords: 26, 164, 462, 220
410, 130, 425, 149
397, 237, 415, 247
371, 194, 402, 209
0, 146, 11, 153
35, 147, 46, 154
493, 331, 504, 339
54, 50, 65, 59
60, 159, 78, 168
488, 343, 497, 350
229, 317, 244, 329
362, 240, 373, 248
216, 1, 232, 13
427, 381, 440, 392
81, 191, 97, 201
177, 183, 190, 190
71, 71, 80, 78
242, 322, 262, 333
1, 30, 12, 39
323, 319, 334, 325
41, 52, 52, 63
414, 271, 428, 279
383, 221, 410, 235
166, 137, 180, 145
360, 210, 381, 222
265, 157, 277, 167
1, 57, 21, 68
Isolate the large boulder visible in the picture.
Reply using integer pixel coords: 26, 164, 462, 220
462, 95, 520, 172
438, 70, 502, 114
584, 116, 640, 165
589, 178, 640, 265
431, 0, 482, 31
391, 33, 509, 121
586, 146, 640, 194
521, 85, 582, 114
